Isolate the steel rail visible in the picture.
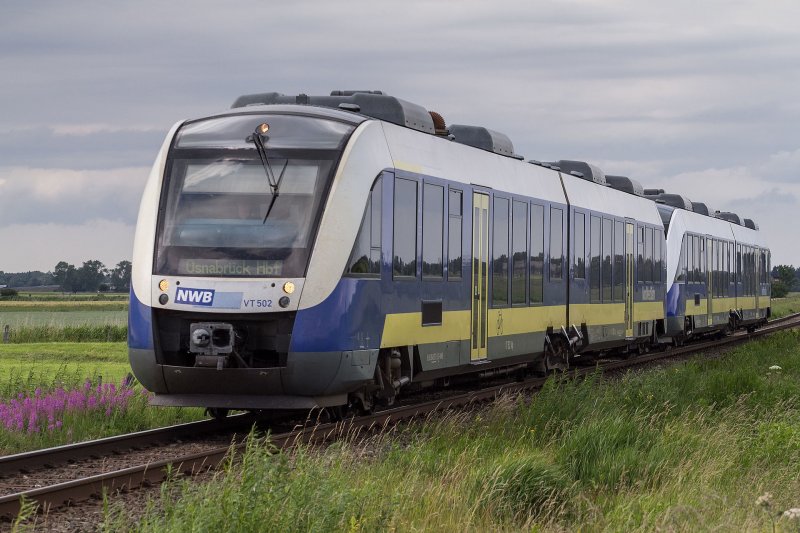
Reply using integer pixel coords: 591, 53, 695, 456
0, 413, 259, 476
2, 312, 798, 520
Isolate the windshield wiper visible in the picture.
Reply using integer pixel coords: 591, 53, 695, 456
247, 125, 288, 224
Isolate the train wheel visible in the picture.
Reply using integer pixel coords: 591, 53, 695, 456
206, 407, 230, 420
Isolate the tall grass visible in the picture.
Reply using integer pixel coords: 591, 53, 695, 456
6, 324, 127, 343
108, 330, 800, 532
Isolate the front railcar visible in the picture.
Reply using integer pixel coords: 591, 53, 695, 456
128, 107, 384, 410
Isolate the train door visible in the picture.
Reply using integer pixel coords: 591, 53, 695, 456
625, 222, 635, 337
754, 247, 760, 316
706, 236, 713, 326
471, 192, 489, 360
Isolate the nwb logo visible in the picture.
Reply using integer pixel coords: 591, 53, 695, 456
175, 288, 215, 306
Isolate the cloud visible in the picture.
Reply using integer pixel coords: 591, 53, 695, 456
0, 166, 150, 226
0, 220, 135, 272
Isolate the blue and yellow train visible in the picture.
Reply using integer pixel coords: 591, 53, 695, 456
128, 91, 771, 414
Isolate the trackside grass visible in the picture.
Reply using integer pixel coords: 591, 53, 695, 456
0, 343, 204, 454
771, 292, 800, 319
108, 330, 800, 532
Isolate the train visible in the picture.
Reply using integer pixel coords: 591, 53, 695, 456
128, 90, 771, 416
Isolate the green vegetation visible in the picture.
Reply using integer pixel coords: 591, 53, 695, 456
771, 292, 800, 319
0, 343, 131, 396
0, 300, 128, 342
112, 330, 800, 532
0, 342, 204, 454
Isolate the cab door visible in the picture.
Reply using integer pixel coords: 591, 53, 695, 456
625, 222, 635, 337
707, 237, 714, 326
471, 193, 489, 360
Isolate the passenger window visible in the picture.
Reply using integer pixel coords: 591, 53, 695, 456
676, 235, 686, 283
346, 176, 382, 276
654, 230, 662, 283
645, 227, 653, 283
574, 212, 586, 279
512, 201, 528, 305
530, 204, 545, 303
637, 226, 645, 283
492, 197, 510, 307
602, 218, 612, 301
448, 190, 463, 279
613, 221, 624, 300
590, 215, 601, 302
393, 178, 417, 278
422, 183, 444, 279
550, 207, 563, 280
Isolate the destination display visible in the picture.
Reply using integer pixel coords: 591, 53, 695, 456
177, 258, 284, 277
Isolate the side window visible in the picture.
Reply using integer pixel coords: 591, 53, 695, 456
492, 197, 510, 307
736, 244, 742, 286
530, 204, 545, 304
550, 207, 563, 280
422, 183, 444, 279
393, 178, 417, 278
448, 190, 463, 279
654, 229, 662, 283
346, 176, 382, 276
644, 226, 653, 283
676, 234, 686, 283
637, 227, 645, 283
613, 221, 624, 300
512, 201, 528, 305
590, 215, 601, 302
574, 212, 586, 279
687, 235, 693, 283
602, 218, 612, 301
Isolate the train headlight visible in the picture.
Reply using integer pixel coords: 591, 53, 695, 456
256, 122, 270, 135
158, 279, 169, 292
283, 281, 295, 294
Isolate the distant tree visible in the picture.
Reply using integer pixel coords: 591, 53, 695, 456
109, 260, 132, 292
0, 288, 18, 298
773, 265, 796, 291
76, 260, 107, 292
53, 261, 78, 292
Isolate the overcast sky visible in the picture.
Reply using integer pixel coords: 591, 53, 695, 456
2, 0, 799, 272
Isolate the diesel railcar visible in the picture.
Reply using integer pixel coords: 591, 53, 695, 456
128, 91, 770, 414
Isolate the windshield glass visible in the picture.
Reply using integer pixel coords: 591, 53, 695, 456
154, 113, 356, 278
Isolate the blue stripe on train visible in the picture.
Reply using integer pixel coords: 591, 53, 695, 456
128, 287, 154, 350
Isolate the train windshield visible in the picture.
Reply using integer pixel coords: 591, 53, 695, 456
154, 113, 356, 278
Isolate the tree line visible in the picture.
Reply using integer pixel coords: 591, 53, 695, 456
771, 265, 799, 298
0, 260, 131, 293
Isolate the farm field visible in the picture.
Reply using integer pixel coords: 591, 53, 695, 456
115, 330, 800, 532
0, 342, 203, 454
771, 292, 800, 318
0, 299, 128, 343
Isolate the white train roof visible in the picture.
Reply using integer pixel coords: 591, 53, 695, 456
562, 173, 663, 226
380, 121, 567, 204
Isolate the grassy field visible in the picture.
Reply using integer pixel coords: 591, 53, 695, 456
0, 342, 204, 454
770, 292, 800, 318
107, 330, 800, 532
0, 299, 128, 342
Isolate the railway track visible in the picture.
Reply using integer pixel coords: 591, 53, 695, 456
2, 312, 799, 521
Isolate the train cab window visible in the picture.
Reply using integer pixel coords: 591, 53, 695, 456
448, 190, 463, 279
512, 201, 528, 305
346, 176, 382, 277
530, 204, 545, 303
422, 183, 444, 279
613, 220, 624, 300
550, 207, 564, 281
393, 178, 417, 278
602, 218, 612, 301
574, 212, 586, 280
493, 197, 510, 306
590, 215, 601, 302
